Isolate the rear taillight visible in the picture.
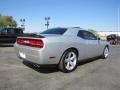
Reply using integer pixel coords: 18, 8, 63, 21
17, 38, 24, 45
29, 39, 44, 48
17, 38, 44, 48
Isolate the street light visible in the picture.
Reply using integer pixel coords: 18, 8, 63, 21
45, 17, 50, 29
20, 19, 25, 30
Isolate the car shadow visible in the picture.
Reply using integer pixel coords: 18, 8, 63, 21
78, 57, 101, 66
22, 60, 58, 74
22, 57, 101, 74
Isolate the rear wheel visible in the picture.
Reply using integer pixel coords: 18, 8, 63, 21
101, 46, 109, 59
59, 49, 78, 73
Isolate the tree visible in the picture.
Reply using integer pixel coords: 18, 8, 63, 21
0, 15, 17, 28
88, 29, 98, 36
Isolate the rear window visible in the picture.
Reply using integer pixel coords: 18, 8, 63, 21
40, 28, 67, 35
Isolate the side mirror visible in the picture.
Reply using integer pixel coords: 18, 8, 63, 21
98, 37, 100, 40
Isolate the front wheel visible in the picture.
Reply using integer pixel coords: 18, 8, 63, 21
101, 46, 109, 59
59, 49, 78, 73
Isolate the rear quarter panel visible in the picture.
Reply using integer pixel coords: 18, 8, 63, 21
43, 35, 86, 64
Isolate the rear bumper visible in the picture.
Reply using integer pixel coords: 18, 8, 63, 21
23, 60, 57, 69
14, 43, 60, 65
14, 46, 42, 64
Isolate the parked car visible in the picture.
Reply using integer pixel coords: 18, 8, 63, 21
14, 27, 109, 72
106, 34, 120, 45
0, 27, 24, 44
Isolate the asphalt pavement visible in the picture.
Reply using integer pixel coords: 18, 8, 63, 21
0, 45, 120, 90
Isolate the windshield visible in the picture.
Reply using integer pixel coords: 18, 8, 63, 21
40, 28, 67, 35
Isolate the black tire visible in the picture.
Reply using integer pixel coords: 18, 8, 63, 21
101, 46, 109, 59
59, 49, 78, 73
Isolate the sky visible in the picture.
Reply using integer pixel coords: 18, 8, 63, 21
0, 0, 120, 32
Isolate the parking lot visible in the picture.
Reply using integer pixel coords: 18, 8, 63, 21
0, 45, 120, 90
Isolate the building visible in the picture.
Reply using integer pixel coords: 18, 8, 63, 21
98, 31, 120, 37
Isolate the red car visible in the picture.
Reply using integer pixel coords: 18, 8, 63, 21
106, 34, 120, 45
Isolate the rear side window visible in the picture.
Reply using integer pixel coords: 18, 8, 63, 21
40, 28, 67, 35
77, 30, 97, 40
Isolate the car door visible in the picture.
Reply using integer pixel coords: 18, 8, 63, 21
78, 30, 100, 59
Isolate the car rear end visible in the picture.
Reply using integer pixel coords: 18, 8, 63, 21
14, 28, 68, 65
14, 34, 48, 64
14, 35, 64, 65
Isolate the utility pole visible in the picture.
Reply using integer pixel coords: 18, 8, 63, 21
45, 17, 50, 29
20, 19, 25, 30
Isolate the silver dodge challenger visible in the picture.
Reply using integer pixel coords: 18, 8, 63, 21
14, 27, 109, 72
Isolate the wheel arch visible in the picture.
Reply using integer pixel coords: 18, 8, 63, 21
58, 47, 79, 72
105, 44, 109, 50
58, 47, 79, 65
64, 47, 79, 57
